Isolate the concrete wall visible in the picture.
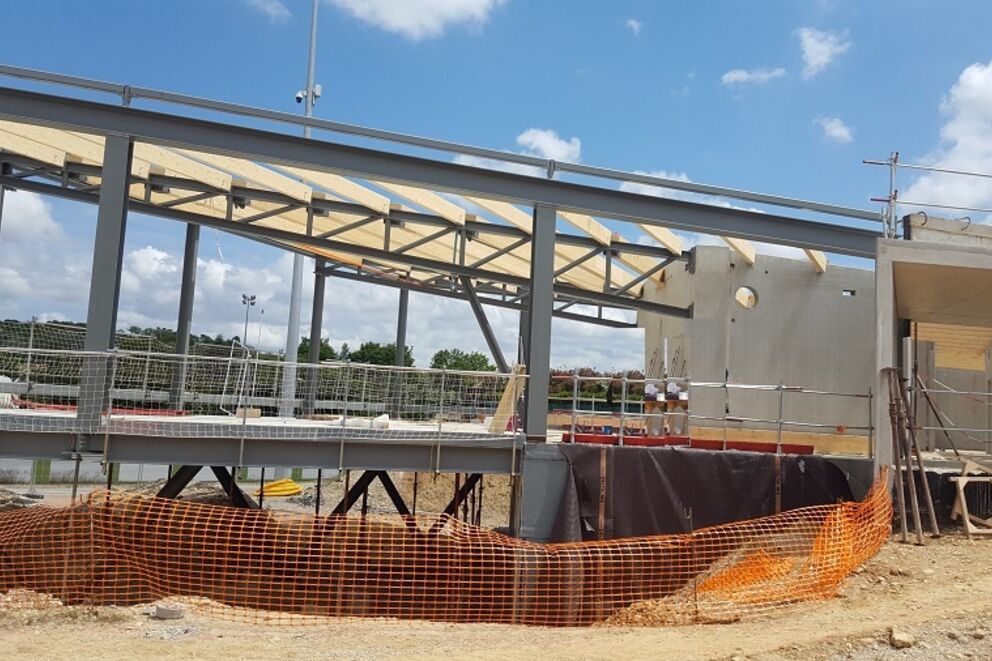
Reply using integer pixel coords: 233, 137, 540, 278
639, 246, 876, 435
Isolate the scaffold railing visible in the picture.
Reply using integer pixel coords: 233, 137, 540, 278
0, 347, 525, 441
551, 374, 873, 454
915, 376, 992, 455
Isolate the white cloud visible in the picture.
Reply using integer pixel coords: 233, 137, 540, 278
625, 18, 642, 35
327, 0, 506, 40
902, 60, 992, 217
720, 67, 786, 86
453, 127, 581, 175
0, 189, 63, 242
796, 27, 851, 79
515, 128, 581, 163
814, 115, 853, 143
247, 0, 291, 21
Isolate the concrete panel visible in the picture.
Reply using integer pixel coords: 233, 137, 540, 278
642, 246, 875, 437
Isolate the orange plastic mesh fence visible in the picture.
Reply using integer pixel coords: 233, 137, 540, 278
0, 473, 890, 627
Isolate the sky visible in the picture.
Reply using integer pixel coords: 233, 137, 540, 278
2, 0, 992, 370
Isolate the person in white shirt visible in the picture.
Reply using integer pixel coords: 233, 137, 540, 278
644, 380, 661, 436
665, 380, 683, 435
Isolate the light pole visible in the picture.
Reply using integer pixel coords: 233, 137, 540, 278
242, 294, 256, 352
282, 0, 322, 416
257, 308, 264, 352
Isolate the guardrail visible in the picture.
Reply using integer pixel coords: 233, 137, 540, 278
0, 347, 525, 440
551, 373, 873, 454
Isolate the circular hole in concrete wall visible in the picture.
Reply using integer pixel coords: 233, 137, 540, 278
734, 286, 758, 309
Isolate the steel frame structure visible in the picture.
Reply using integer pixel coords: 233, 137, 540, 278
0, 66, 883, 453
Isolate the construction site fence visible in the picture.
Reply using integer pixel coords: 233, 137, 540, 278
0, 347, 525, 440
554, 374, 873, 452
0, 471, 891, 626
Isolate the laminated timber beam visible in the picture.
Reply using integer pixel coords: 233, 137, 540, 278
0, 85, 881, 257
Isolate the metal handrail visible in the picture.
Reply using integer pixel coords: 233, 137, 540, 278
558, 372, 873, 453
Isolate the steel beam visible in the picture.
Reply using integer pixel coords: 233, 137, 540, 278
460, 276, 510, 373
524, 205, 555, 441
0, 430, 521, 474
0, 86, 881, 257
303, 258, 326, 415
169, 223, 199, 409
79, 133, 132, 430
316, 267, 638, 329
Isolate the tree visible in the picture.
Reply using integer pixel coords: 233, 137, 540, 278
348, 341, 413, 367
296, 336, 338, 362
430, 348, 495, 371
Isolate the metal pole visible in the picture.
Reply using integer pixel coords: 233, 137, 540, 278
393, 288, 408, 418
776, 383, 784, 454
282, 0, 320, 417
570, 372, 578, 442
619, 375, 627, 445
315, 468, 322, 515
25, 317, 35, 384
304, 258, 326, 415
170, 223, 199, 409
888, 151, 899, 238
394, 288, 409, 367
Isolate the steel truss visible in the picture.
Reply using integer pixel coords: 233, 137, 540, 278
0, 154, 690, 323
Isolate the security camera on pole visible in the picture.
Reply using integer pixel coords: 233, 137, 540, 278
280, 0, 321, 420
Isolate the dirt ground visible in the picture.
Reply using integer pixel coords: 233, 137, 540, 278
0, 527, 990, 661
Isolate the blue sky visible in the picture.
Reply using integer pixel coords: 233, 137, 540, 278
2, 0, 992, 369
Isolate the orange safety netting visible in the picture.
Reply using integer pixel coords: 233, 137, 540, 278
0, 473, 890, 627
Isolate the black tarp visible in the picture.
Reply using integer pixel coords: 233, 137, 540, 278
551, 445, 854, 542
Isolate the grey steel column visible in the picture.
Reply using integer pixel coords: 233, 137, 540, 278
460, 275, 509, 373
79, 133, 133, 430
169, 223, 200, 409
394, 288, 409, 366
303, 258, 326, 414
391, 288, 409, 418
523, 204, 556, 441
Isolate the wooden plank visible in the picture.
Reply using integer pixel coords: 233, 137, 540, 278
372, 181, 465, 225
277, 166, 391, 215
559, 211, 659, 286
0, 121, 150, 178
559, 211, 612, 246
723, 237, 757, 265
130, 143, 234, 191
0, 128, 66, 167
804, 248, 828, 273
465, 195, 632, 291
638, 224, 683, 254
176, 149, 311, 202
465, 196, 531, 230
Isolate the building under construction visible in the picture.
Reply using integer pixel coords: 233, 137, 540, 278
0, 64, 988, 625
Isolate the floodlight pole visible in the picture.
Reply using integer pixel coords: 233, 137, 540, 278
280, 0, 320, 418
